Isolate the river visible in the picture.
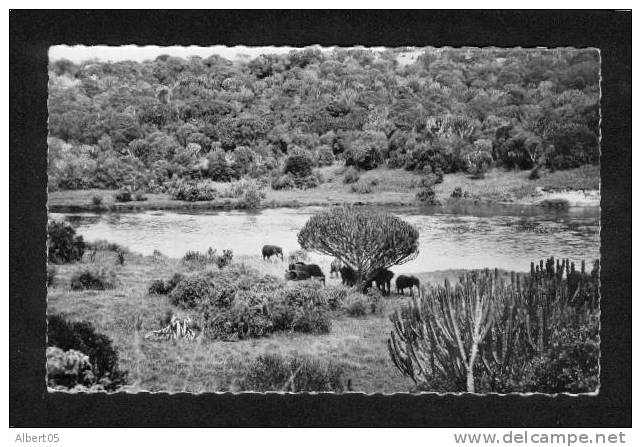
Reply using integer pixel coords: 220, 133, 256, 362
50, 202, 600, 274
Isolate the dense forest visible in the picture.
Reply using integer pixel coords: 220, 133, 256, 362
47, 47, 600, 192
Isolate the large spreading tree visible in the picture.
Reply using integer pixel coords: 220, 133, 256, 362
297, 206, 420, 287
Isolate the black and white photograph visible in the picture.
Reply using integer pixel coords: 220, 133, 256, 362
9, 9, 632, 431
44, 43, 602, 395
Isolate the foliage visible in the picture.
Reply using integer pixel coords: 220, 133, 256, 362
91, 195, 103, 205
114, 190, 133, 202
350, 179, 375, 194
148, 272, 184, 295
284, 154, 314, 178
47, 314, 128, 390
48, 48, 599, 191
168, 179, 217, 201
47, 346, 96, 389
342, 166, 360, 184
297, 206, 419, 289
344, 294, 368, 317
70, 266, 118, 290
388, 259, 600, 393
451, 187, 470, 198
416, 186, 438, 204
47, 219, 85, 264
239, 353, 346, 392
169, 274, 216, 308
236, 182, 266, 209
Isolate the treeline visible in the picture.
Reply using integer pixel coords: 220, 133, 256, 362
48, 47, 600, 191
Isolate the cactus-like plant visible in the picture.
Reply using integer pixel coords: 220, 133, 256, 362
298, 206, 419, 289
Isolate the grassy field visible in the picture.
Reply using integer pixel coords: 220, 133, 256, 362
47, 165, 600, 212
48, 251, 475, 394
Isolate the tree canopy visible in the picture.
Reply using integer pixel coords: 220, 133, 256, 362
48, 47, 600, 191
297, 206, 420, 286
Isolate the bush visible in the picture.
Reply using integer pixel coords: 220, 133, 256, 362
316, 145, 335, 166
148, 273, 184, 295
169, 179, 217, 201
529, 166, 541, 180
272, 173, 320, 190
70, 266, 117, 290
344, 294, 368, 317
239, 354, 346, 392
134, 191, 148, 201
389, 261, 600, 393
169, 275, 215, 308
271, 173, 297, 190
182, 250, 209, 266
47, 314, 128, 390
182, 248, 234, 269
416, 186, 438, 204
46, 346, 95, 389
237, 184, 266, 209
523, 313, 600, 393
202, 300, 273, 341
47, 265, 57, 287
321, 285, 350, 310
47, 220, 85, 264
114, 190, 133, 202
91, 195, 103, 205
284, 154, 313, 178
350, 179, 375, 194
451, 187, 470, 199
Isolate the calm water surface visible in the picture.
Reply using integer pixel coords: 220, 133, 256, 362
51, 203, 600, 274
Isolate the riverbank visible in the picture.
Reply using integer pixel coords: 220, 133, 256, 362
47, 165, 600, 213
47, 250, 485, 393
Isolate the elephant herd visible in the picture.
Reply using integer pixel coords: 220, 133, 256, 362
262, 244, 421, 297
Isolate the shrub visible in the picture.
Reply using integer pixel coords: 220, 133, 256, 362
237, 183, 266, 209
47, 220, 85, 264
91, 195, 103, 205
316, 145, 335, 166
344, 145, 383, 170
239, 354, 346, 392
169, 179, 217, 201
271, 173, 297, 190
350, 179, 375, 194
70, 266, 117, 290
47, 314, 128, 390
416, 186, 438, 204
529, 166, 541, 180
388, 262, 600, 393
272, 173, 320, 190
284, 154, 313, 178
47, 265, 57, 287
182, 250, 209, 266
46, 346, 95, 389
148, 273, 184, 295
321, 285, 350, 310
522, 313, 600, 393
202, 300, 273, 341
134, 191, 148, 201
114, 190, 133, 202
345, 294, 367, 317
450, 187, 470, 199
169, 275, 215, 308
366, 288, 386, 315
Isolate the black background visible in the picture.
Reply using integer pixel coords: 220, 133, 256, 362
10, 10, 632, 427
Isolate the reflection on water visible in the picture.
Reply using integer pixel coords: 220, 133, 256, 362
50, 203, 600, 274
